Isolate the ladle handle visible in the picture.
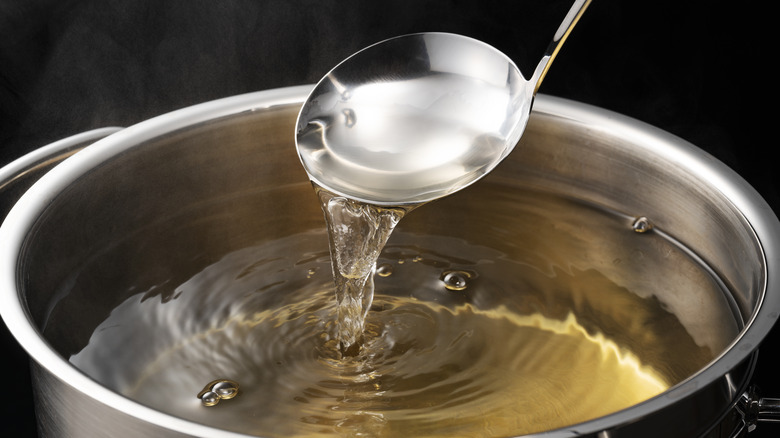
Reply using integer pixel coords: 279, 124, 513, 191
532, 0, 593, 94
0, 127, 123, 221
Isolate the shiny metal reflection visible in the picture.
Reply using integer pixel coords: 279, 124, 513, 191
0, 86, 779, 437
295, 1, 591, 206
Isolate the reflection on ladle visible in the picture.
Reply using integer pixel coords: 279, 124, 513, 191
296, 0, 591, 206
296, 1, 591, 352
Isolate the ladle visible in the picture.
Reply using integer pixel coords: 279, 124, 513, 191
296, 0, 591, 206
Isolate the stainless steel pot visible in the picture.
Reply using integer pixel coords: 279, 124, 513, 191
1, 85, 779, 437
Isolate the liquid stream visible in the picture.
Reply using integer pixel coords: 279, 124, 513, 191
315, 185, 415, 354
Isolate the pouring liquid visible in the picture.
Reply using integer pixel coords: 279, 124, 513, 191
315, 185, 413, 354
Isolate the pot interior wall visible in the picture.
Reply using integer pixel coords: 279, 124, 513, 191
14, 98, 765, 435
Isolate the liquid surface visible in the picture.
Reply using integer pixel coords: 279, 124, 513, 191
71, 230, 675, 437
53, 183, 736, 437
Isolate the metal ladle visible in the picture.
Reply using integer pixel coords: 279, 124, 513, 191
296, 0, 591, 206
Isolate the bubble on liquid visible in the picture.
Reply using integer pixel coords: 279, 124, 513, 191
200, 391, 219, 407
198, 379, 239, 407
212, 380, 239, 399
376, 263, 393, 277
632, 217, 653, 233
440, 270, 471, 291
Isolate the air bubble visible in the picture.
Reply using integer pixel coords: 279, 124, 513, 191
212, 380, 239, 399
632, 217, 653, 233
198, 379, 239, 407
376, 264, 393, 277
440, 270, 471, 291
200, 391, 219, 407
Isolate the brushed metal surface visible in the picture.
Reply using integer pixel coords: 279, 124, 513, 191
1, 86, 779, 437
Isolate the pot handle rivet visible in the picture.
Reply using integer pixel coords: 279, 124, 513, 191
735, 385, 780, 436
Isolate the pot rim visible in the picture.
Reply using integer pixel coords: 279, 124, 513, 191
1, 84, 779, 437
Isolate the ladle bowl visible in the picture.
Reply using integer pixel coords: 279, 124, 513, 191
295, 32, 530, 205
295, 1, 591, 205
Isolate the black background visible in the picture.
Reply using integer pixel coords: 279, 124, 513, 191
1, 0, 777, 436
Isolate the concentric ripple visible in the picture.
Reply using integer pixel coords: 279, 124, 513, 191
68, 229, 685, 437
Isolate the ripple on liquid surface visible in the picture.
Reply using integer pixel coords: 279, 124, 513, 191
70, 230, 674, 437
